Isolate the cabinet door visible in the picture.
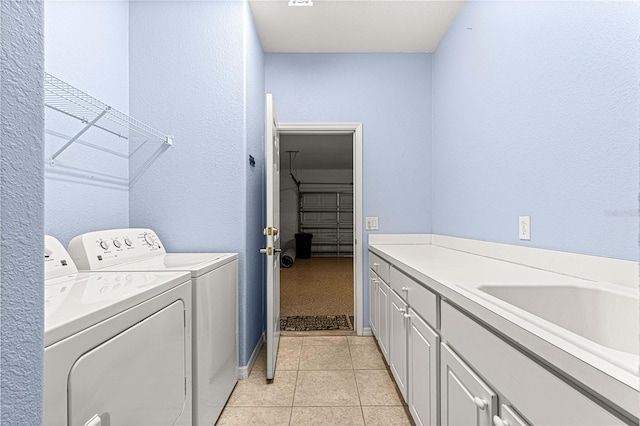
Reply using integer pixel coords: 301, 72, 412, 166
368, 272, 379, 337
377, 279, 390, 363
441, 343, 497, 426
389, 290, 408, 401
493, 404, 530, 426
408, 309, 439, 426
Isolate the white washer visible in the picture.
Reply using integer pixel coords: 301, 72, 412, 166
68, 228, 238, 426
43, 235, 193, 426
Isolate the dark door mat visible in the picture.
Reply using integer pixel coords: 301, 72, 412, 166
280, 315, 353, 331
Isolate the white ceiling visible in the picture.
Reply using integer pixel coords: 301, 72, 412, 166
249, 0, 465, 53
280, 134, 353, 170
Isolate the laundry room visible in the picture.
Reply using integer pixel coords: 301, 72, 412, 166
1, 0, 639, 425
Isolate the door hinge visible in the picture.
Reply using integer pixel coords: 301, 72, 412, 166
260, 247, 273, 255
263, 227, 279, 236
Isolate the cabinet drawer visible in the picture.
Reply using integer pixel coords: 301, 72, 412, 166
369, 251, 390, 283
441, 302, 629, 425
391, 267, 437, 329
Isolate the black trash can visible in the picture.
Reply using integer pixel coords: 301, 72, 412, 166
295, 232, 313, 259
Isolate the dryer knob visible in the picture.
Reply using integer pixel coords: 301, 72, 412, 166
99, 240, 109, 250
143, 233, 156, 247
124, 237, 133, 247
113, 239, 122, 249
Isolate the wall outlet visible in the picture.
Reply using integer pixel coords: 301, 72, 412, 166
519, 216, 530, 240
366, 217, 379, 231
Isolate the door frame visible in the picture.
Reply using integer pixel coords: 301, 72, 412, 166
278, 122, 364, 335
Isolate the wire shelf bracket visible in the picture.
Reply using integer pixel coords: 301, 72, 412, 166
44, 72, 173, 183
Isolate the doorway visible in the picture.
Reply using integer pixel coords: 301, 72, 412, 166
278, 123, 364, 335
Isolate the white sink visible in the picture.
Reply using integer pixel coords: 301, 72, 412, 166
469, 282, 639, 375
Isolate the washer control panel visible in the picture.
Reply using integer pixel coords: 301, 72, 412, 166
67, 228, 167, 270
45, 235, 79, 280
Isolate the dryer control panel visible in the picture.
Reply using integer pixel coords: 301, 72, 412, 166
45, 235, 79, 280
68, 228, 167, 270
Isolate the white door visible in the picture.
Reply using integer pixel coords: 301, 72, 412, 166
264, 93, 281, 382
441, 343, 497, 426
408, 308, 440, 426
389, 290, 408, 401
377, 279, 390, 362
69, 301, 186, 426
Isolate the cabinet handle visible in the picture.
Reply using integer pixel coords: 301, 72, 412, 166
473, 396, 488, 410
373, 262, 380, 267
403, 312, 411, 319
84, 415, 102, 426
493, 416, 509, 426
401, 286, 410, 292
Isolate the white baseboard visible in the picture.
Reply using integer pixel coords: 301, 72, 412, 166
361, 327, 373, 336
237, 332, 265, 380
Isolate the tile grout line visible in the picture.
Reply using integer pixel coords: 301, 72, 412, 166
348, 338, 369, 426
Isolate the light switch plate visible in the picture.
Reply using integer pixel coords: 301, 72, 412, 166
366, 217, 379, 231
519, 216, 530, 240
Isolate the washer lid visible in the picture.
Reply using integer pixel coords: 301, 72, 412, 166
44, 270, 190, 346
96, 253, 239, 277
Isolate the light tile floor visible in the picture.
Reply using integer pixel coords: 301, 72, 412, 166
217, 335, 414, 425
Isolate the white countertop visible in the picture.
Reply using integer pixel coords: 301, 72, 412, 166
368, 242, 639, 418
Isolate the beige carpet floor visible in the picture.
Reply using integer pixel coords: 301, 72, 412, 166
280, 257, 354, 317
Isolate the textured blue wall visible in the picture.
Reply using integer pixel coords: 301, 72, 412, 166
243, 1, 267, 364
265, 53, 432, 327
129, 0, 265, 366
432, 1, 640, 261
44, 1, 130, 245
1, 0, 45, 422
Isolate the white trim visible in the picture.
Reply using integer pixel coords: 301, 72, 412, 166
361, 327, 373, 337
279, 122, 364, 336
368, 234, 432, 245
237, 332, 265, 380
431, 235, 639, 289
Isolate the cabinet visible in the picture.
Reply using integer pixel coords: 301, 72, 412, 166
299, 191, 353, 256
368, 271, 379, 337
441, 343, 497, 426
389, 290, 408, 401
495, 404, 529, 426
377, 279, 390, 362
369, 247, 634, 426
408, 308, 439, 426
441, 301, 627, 426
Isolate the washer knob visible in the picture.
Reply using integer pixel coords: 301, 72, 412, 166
124, 237, 133, 247
143, 233, 156, 247
99, 240, 109, 250
113, 239, 122, 249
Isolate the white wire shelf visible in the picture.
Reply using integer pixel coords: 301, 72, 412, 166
44, 72, 173, 187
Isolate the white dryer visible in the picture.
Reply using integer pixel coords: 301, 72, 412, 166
43, 235, 193, 426
68, 228, 238, 426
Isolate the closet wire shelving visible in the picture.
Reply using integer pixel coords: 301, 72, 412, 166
298, 189, 354, 257
44, 72, 173, 186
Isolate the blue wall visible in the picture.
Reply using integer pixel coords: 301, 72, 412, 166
44, 0, 130, 245
432, 1, 640, 261
1, 0, 45, 422
265, 53, 433, 326
243, 1, 267, 362
129, 0, 265, 366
